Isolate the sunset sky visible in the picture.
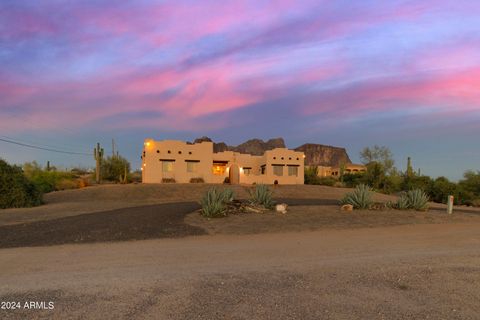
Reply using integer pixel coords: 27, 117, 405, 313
1, 0, 479, 180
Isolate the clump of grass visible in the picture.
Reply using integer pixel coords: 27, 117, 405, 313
340, 184, 373, 209
397, 189, 429, 211
200, 187, 235, 218
249, 184, 274, 209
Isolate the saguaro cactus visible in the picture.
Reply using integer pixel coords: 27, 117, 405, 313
94, 142, 104, 184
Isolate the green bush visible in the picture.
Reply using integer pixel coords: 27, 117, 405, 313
340, 184, 373, 209
23, 161, 76, 193
0, 159, 42, 209
430, 177, 458, 204
397, 189, 429, 211
304, 166, 320, 185
101, 156, 131, 182
200, 188, 234, 218
190, 177, 205, 183
249, 184, 274, 209
342, 173, 365, 188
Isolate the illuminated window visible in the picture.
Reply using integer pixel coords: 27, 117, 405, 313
187, 161, 197, 173
162, 161, 174, 172
288, 166, 298, 176
212, 163, 227, 175
273, 165, 283, 176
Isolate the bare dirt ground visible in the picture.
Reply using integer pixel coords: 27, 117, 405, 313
1, 224, 480, 319
1, 184, 479, 248
0, 184, 475, 226
1, 184, 480, 319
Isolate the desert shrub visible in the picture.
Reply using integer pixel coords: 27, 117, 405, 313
342, 173, 365, 188
162, 178, 176, 183
318, 177, 336, 186
364, 162, 385, 190
223, 177, 230, 184
397, 189, 429, 211
23, 161, 76, 193
249, 184, 274, 209
101, 156, 131, 182
471, 199, 480, 207
190, 177, 205, 183
56, 178, 79, 190
0, 159, 42, 209
402, 175, 433, 194
130, 170, 142, 183
340, 184, 373, 209
430, 177, 458, 204
304, 166, 320, 185
200, 188, 234, 218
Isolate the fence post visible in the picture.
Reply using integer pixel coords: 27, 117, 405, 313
447, 195, 454, 214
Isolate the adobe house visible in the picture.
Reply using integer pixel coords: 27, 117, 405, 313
141, 139, 305, 184
317, 164, 366, 177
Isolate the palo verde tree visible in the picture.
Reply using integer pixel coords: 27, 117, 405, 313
101, 155, 131, 183
360, 145, 395, 175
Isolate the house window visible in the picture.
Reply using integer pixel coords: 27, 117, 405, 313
212, 163, 227, 175
261, 165, 266, 175
243, 167, 252, 175
187, 161, 197, 173
288, 166, 298, 176
272, 165, 283, 176
162, 160, 174, 172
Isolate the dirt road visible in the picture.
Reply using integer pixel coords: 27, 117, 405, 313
1, 223, 480, 319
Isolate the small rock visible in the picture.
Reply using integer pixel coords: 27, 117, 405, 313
276, 203, 288, 214
341, 204, 354, 212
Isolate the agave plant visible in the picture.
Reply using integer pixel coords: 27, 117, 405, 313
395, 189, 429, 211
406, 189, 429, 211
396, 192, 410, 210
340, 184, 373, 209
200, 188, 234, 218
249, 184, 274, 209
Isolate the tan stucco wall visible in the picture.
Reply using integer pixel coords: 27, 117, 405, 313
141, 139, 304, 185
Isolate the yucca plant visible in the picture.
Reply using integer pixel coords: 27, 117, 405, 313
340, 184, 373, 209
200, 188, 234, 218
249, 184, 274, 209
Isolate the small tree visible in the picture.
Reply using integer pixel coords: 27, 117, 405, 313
364, 161, 385, 190
101, 155, 131, 182
360, 145, 395, 174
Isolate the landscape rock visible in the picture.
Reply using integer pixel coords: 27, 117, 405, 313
276, 203, 288, 214
341, 204, 354, 212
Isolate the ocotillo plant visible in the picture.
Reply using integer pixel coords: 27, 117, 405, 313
94, 142, 104, 184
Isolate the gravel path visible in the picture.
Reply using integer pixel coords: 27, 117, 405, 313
1, 223, 480, 319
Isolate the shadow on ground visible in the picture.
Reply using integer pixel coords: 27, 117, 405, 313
0, 202, 205, 249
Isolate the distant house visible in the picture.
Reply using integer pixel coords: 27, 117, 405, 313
317, 164, 366, 178
141, 139, 305, 184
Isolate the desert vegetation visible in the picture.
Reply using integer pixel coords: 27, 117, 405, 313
0, 159, 43, 209
306, 145, 480, 207
200, 184, 276, 218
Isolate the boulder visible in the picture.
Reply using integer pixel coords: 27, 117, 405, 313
341, 204, 354, 212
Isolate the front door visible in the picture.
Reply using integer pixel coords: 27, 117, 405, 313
229, 164, 240, 184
